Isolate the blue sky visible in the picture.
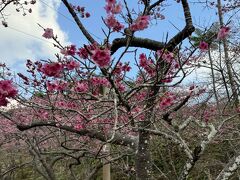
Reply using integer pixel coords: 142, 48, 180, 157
57, 0, 218, 46
0, 0, 220, 83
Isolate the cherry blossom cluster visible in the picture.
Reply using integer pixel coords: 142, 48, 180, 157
40, 62, 63, 78
42, 27, 111, 69
65, 59, 80, 70
217, 26, 230, 40
139, 53, 155, 76
0, 80, 18, 106
56, 101, 77, 109
198, 26, 231, 51
105, 15, 124, 32
157, 50, 175, 64
91, 47, 111, 68
130, 15, 150, 31
40, 59, 80, 78
61, 45, 77, 56
46, 80, 68, 92
199, 41, 209, 52
71, 5, 90, 18
105, 0, 122, 14
159, 92, 177, 110
91, 77, 109, 87
74, 81, 89, 93
113, 62, 131, 75
77, 47, 89, 59
156, 50, 179, 83
104, 0, 124, 32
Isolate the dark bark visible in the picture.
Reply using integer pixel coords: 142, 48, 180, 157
17, 122, 137, 148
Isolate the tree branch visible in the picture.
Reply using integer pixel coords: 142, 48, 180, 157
111, 37, 165, 55
17, 121, 137, 148
216, 154, 240, 180
61, 0, 97, 44
162, 95, 191, 125
110, 0, 194, 54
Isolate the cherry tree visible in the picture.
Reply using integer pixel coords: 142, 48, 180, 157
0, 0, 240, 179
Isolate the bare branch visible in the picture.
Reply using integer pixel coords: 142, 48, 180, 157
17, 121, 137, 148
61, 0, 97, 44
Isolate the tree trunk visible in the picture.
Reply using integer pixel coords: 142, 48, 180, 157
217, 0, 239, 107
135, 87, 159, 180
208, 49, 219, 107
135, 122, 151, 180
102, 144, 111, 180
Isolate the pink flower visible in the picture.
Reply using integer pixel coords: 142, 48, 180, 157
217, 26, 230, 40
0, 97, 8, 106
0, 80, 17, 106
113, 62, 122, 75
159, 92, 176, 109
104, 4, 113, 13
116, 82, 125, 92
74, 82, 89, 93
42, 28, 54, 39
105, 15, 124, 32
65, 60, 80, 70
106, 0, 116, 5
40, 62, 63, 77
46, 81, 57, 91
77, 47, 89, 59
112, 3, 122, 14
130, 15, 150, 31
161, 77, 173, 83
91, 48, 111, 68
85, 12, 90, 18
0, 80, 18, 98
91, 77, 109, 86
199, 41, 209, 52
162, 52, 174, 63
74, 124, 84, 131
139, 53, 155, 76
139, 53, 148, 67
122, 63, 131, 72
61, 45, 77, 56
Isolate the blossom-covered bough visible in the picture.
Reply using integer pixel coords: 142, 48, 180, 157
0, 0, 240, 179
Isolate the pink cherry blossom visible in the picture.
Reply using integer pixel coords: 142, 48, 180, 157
104, 4, 112, 13
0, 80, 17, 106
42, 28, 54, 39
46, 81, 57, 91
139, 53, 155, 76
77, 47, 89, 59
0, 97, 8, 106
0, 80, 18, 98
112, 3, 122, 14
217, 26, 230, 40
74, 124, 84, 131
122, 63, 131, 72
65, 60, 80, 70
105, 15, 124, 32
130, 15, 150, 31
91, 48, 111, 68
106, 0, 116, 6
40, 62, 63, 77
199, 41, 209, 52
61, 45, 77, 56
162, 52, 174, 63
74, 82, 89, 93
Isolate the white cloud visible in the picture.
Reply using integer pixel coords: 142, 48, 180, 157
0, 0, 69, 69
